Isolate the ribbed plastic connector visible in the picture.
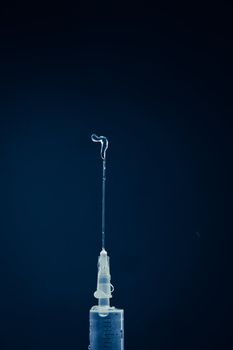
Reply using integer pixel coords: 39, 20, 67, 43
94, 249, 114, 305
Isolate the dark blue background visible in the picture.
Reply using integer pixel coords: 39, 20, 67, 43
0, 3, 232, 349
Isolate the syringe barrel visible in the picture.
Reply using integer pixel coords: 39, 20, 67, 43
89, 307, 124, 350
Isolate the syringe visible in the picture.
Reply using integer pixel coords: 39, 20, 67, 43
89, 134, 124, 350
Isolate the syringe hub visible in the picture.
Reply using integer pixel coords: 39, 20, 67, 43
94, 249, 114, 306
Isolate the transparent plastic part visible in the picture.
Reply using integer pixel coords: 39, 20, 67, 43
89, 307, 124, 350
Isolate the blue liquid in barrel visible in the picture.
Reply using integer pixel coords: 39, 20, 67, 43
89, 307, 124, 350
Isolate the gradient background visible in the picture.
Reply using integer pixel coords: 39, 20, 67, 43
0, 3, 232, 349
